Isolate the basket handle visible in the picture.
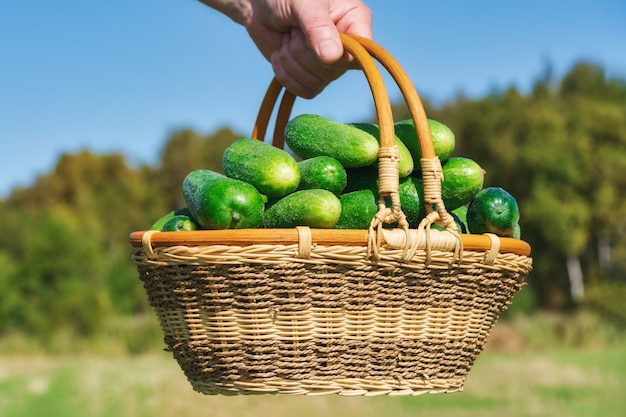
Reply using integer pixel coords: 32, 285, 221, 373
251, 34, 453, 230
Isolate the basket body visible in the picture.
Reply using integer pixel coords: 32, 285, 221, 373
132, 233, 531, 396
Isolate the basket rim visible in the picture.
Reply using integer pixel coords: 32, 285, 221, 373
128, 228, 531, 257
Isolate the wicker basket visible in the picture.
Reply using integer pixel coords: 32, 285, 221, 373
129, 35, 532, 397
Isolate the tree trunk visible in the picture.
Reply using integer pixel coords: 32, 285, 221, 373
566, 255, 585, 303
598, 234, 612, 272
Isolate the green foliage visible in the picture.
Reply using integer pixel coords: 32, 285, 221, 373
0, 205, 106, 337
425, 61, 626, 309
156, 127, 240, 209
0, 129, 242, 345
586, 282, 626, 329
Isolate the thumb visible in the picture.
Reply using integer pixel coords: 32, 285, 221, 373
293, 5, 343, 63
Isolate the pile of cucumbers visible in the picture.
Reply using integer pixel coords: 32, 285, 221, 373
150, 114, 521, 239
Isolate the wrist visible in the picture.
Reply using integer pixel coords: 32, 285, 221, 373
198, 0, 253, 26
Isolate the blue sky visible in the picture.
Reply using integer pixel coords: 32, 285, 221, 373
1, 0, 625, 197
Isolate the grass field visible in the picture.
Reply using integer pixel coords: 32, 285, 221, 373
1, 313, 625, 417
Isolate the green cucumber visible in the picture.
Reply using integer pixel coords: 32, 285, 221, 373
394, 118, 456, 162
344, 166, 379, 194
263, 189, 341, 228
350, 122, 414, 177
398, 176, 427, 228
441, 157, 485, 211
466, 187, 520, 237
451, 205, 469, 233
161, 214, 198, 232
222, 138, 300, 199
451, 205, 468, 224
284, 114, 379, 168
342, 170, 429, 228
334, 189, 379, 230
338, 175, 428, 229
297, 156, 347, 195
344, 159, 481, 227
432, 211, 467, 233
150, 207, 192, 230
450, 212, 468, 233
183, 169, 264, 230
512, 222, 521, 239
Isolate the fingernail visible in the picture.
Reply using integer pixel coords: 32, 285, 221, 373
318, 39, 342, 62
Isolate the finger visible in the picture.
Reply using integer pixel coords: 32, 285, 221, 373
334, 3, 374, 40
244, 19, 285, 63
291, 2, 344, 64
271, 44, 326, 98
287, 28, 344, 81
271, 33, 341, 98
329, 2, 373, 70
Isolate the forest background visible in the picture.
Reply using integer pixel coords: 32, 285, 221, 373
0, 60, 624, 353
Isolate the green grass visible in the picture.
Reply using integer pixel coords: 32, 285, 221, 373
1, 347, 624, 417
1, 311, 624, 417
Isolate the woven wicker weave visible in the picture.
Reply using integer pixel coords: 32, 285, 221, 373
130, 35, 532, 396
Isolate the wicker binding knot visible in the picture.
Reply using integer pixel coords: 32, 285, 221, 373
129, 34, 533, 397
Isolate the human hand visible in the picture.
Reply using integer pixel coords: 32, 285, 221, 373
200, 0, 373, 98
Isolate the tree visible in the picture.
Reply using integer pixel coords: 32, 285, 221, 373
2, 151, 167, 336
156, 127, 241, 209
0, 205, 106, 337
422, 61, 626, 308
